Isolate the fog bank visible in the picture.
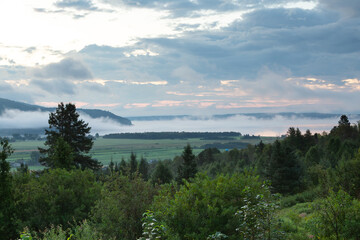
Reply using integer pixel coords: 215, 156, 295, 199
120, 115, 350, 136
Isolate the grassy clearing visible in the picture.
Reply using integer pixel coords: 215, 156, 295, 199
7, 136, 276, 166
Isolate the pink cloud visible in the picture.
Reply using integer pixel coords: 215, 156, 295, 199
124, 103, 151, 109
93, 103, 120, 108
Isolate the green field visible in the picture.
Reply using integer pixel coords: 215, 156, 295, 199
8, 136, 277, 167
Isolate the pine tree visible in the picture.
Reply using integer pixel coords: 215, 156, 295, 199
39, 102, 101, 170
177, 144, 197, 184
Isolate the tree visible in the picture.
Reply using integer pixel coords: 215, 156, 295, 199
267, 140, 303, 194
151, 173, 265, 239
177, 144, 197, 184
14, 168, 101, 232
39, 102, 101, 170
48, 137, 75, 170
130, 152, 138, 177
310, 190, 360, 239
151, 161, 173, 185
119, 158, 128, 175
138, 157, 149, 181
91, 174, 156, 240
0, 138, 16, 239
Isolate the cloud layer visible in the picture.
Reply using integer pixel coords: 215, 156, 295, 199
0, 0, 359, 116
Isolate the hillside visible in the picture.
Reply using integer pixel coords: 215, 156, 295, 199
0, 98, 132, 126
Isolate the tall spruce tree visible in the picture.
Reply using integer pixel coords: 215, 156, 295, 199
130, 152, 138, 176
39, 102, 101, 170
177, 144, 197, 184
138, 157, 149, 181
0, 138, 16, 239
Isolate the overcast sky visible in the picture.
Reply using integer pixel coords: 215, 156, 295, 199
0, 0, 359, 116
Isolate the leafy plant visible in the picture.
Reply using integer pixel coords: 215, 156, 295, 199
138, 210, 167, 240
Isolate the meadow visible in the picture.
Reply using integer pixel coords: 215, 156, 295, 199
8, 136, 276, 167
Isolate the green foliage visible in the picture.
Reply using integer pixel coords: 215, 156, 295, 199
19, 220, 102, 240
39, 102, 101, 170
13, 168, 101, 232
138, 210, 167, 240
309, 189, 360, 239
176, 144, 197, 184
48, 137, 75, 170
335, 148, 360, 198
235, 184, 283, 240
152, 172, 265, 239
91, 174, 156, 240
267, 140, 303, 194
138, 157, 149, 181
0, 138, 16, 239
130, 152, 138, 176
207, 232, 228, 239
152, 161, 173, 185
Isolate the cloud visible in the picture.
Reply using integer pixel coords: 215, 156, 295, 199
32, 78, 76, 95
54, 0, 97, 11
101, 0, 302, 18
32, 58, 93, 80
319, 0, 360, 18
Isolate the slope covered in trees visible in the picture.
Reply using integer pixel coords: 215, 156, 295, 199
3, 114, 360, 240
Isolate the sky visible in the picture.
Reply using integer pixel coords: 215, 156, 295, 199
0, 0, 360, 117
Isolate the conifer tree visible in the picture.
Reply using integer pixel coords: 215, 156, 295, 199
130, 152, 138, 176
138, 157, 149, 181
39, 102, 101, 170
119, 157, 128, 175
177, 144, 197, 184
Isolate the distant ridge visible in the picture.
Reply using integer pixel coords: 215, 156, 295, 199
0, 98, 132, 126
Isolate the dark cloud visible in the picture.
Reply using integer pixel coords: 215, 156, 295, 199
33, 58, 93, 80
32, 78, 76, 95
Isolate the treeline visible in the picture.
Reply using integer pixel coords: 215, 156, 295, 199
2, 104, 360, 240
103, 131, 241, 140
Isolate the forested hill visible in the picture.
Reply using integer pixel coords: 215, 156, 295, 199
0, 98, 132, 125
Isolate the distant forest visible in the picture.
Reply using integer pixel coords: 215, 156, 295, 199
103, 131, 241, 140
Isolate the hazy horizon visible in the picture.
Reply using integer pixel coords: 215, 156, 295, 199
0, 109, 355, 137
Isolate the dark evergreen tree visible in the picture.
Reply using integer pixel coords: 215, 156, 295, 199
109, 158, 115, 174
114, 162, 119, 173
138, 157, 149, 181
39, 103, 101, 170
48, 137, 74, 170
119, 157, 128, 175
152, 161, 173, 184
176, 144, 197, 184
0, 139, 16, 239
267, 140, 303, 194
130, 152, 138, 176
196, 148, 220, 166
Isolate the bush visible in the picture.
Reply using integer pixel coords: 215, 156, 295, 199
151, 172, 266, 240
